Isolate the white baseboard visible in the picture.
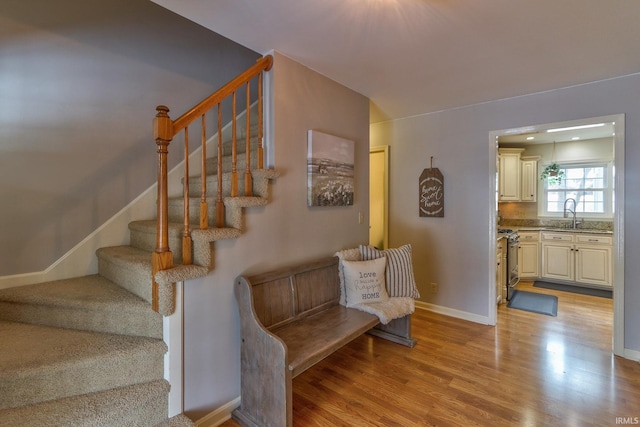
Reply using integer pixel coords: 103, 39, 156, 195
0, 184, 157, 290
623, 347, 640, 362
0, 106, 249, 291
165, 282, 184, 417
195, 397, 240, 427
415, 300, 491, 325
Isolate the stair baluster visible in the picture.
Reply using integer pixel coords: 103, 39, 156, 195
216, 104, 225, 227
152, 55, 273, 312
245, 81, 253, 196
182, 127, 192, 265
200, 115, 208, 230
231, 91, 238, 197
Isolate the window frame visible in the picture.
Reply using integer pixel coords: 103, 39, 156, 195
538, 160, 614, 219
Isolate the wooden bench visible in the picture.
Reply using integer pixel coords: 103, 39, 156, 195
232, 256, 416, 427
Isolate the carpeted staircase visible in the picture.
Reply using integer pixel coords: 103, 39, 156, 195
0, 108, 278, 426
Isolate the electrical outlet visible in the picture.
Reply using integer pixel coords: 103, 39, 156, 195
430, 282, 438, 294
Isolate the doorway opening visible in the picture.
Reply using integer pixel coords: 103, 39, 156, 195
369, 146, 389, 249
489, 114, 625, 356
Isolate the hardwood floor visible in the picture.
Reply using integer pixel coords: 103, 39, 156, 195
220, 281, 640, 426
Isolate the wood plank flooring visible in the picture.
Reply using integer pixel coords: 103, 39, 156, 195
220, 281, 640, 426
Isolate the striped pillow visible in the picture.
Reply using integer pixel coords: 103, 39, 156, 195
359, 244, 420, 298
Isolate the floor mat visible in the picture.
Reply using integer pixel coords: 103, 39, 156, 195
533, 281, 612, 298
507, 290, 558, 316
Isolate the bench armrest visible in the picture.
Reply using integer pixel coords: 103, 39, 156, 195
234, 276, 291, 426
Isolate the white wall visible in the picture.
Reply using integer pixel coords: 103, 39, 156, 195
183, 52, 370, 420
371, 73, 640, 352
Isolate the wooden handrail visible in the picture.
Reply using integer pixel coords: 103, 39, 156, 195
173, 55, 273, 134
151, 55, 273, 312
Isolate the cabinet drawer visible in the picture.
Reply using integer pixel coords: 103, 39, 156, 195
576, 234, 613, 245
542, 232, 574, 242
519, 232, 539, 242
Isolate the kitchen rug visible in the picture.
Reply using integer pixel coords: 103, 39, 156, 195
533, 281, 612, 299
507, 290, 558, 317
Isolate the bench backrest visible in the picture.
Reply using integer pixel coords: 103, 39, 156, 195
244, 257, 341, 330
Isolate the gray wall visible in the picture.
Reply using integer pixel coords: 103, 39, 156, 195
0, 0, 259, 275
183, 52, 370, 419
371, 72, 640, 351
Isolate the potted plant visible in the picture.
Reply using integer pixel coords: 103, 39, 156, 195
540, 163, 564, 185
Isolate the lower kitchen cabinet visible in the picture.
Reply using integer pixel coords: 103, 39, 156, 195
541, 232, 612, 287
541, 240, 574, 281
575, 243, 612, 287
518, 231, 539, 278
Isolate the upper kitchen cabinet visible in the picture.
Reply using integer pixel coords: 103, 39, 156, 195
498, 148, 523, 201
498, 148, 538, 202
520, 157, 538, 202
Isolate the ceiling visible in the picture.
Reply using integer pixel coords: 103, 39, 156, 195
150, 0, 640, 123
498, 121, 616, 145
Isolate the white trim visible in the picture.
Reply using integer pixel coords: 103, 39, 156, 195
623, 347, 640, 362
0, 105, 247, 290
612, 114, 625, 357
488, 132, 499, 326
264, 49, 275, 169
195, 397, 241, 427
369, 145, 389, 249
538, 161, 614, 219
0, 181, 157, 289
165, 281, 185, 417
415, 300, 491, 325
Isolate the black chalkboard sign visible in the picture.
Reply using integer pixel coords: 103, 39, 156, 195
419, 167, 444, 217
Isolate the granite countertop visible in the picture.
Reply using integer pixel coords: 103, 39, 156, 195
513, 227, 613, 235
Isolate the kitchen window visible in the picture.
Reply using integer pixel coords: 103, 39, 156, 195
542, 162, 613, 218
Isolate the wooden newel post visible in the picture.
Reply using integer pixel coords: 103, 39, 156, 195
152, 105, 174, 312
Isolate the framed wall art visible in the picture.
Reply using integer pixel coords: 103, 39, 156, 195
307, 130, 355, 207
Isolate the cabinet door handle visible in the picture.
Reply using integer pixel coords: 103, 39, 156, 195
552, 237, 562, 240
588, 239, 598, 242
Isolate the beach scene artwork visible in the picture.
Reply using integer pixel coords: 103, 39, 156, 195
307, 130, 355, 206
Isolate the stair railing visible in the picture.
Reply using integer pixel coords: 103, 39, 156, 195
151, 55, 273, 312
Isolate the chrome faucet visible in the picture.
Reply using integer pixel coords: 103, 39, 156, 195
563, 198, 579, 229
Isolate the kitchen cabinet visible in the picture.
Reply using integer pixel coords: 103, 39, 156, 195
518, 231, 539, 278
520, 158, 538, 202
575, 234, 613, 287
541, 232, 612, 287
498, 149, 538, 202
498, 149, 522, 201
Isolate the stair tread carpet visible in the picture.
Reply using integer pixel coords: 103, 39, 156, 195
0, 274, 162, 338
129, 219, 242, 241
0, 379, 170, 427
96, 245, 154, 306
0, 320, 166, 410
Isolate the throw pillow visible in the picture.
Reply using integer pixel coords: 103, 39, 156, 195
359, 244, 420, 298
342, 258, 389, 307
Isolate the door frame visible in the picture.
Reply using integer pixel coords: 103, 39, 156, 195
488, 114, 625, 357
369, 146, 389, 249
